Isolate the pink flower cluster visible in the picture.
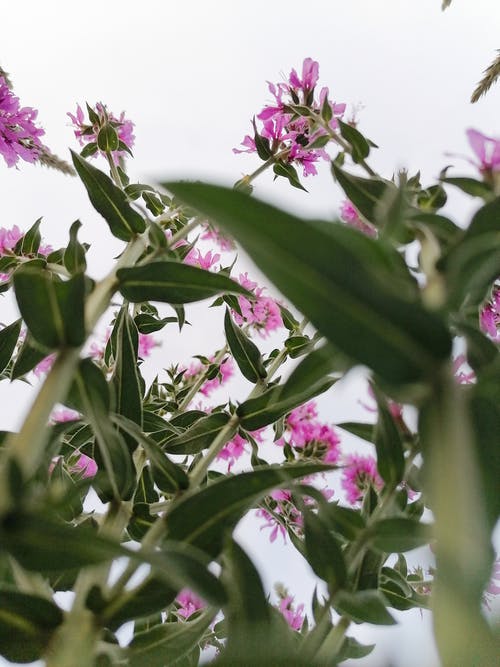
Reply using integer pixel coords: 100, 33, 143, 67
200, 224, 235, 252
278, 401, 340, 463
339, 200, 376, 237
480, 286, 500, 342
341, 454, 383, 504
232, 273, 283, 337
0, 76, 45, 168
216, 428, 264, 471
175, 589, 205, 619
68, 103, 134, 164
235, 58, 345, 177
184, 248, 221, 271
0, 225, 23, 254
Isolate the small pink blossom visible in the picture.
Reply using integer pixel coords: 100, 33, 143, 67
51, 407, 80, 423
71, 453, 98, 479
0, 225, 23, 254
217, 433, 248, 471
138, 333, 158, 358
34, 354, 56, 378
466, 128, 500, 175
289, 57, 319, 92
38, 242, 53, 257
184, 248, 221, 271
341, 454, 383, 504
68, 103, 134, 165
278, 595, 305, 631
200, 224, 235, 252
452, 354, 476, 385
0, 76, 45, 168
232, 273, 283, 337
480, 287, 500, 342
183, 356, 234, 398
340, 200, 376, 237
176, 589, 205, 619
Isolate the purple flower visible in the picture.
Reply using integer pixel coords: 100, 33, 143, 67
68, 103, 134, 164
466, 128, 500, 174
176, 589, 205, 619
279, 401, 341, 463
138, 333, 158, 358
0, 225, 23, 254
278, 595, 305, 631
341, 454, 383, 504
71, 454, 98, 479
339, 200, 376, 237
235, 58, 345, 179
480, 287, 500, 342
232, 273, 283, 337
0, 77, 45, 168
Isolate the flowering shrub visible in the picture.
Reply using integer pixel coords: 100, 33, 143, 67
0, 51, 499, 667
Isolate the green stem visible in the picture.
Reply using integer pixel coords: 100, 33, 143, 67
189, 413, 240, 488
315, 616, 351, 664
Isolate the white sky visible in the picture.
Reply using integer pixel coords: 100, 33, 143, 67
2, 1, 500, 665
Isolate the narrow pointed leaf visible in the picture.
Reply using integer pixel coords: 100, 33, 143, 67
0, 319, 21, 374
164, 412, 234, 455
224, 309, 266, 383
110, 306, 143, 427
71, 150, 146, 241
333, 590, 396, 625
368, 518, 433, 552
371, 383, 405, 486
14, 217, 42, 256
117, 260, 250, 305
63, 220, 87, 274
128, 610, 214, 667
10, 333, 47, 379
303, 510, 347, 594
167, 463, 331, 556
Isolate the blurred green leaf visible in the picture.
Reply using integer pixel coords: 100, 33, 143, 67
10, 332, 47, 380
0, 589, 63, 663
369, 517, 433, 552
441, 176, 492, 199
303, 510, 347, 594
331, 164, 389, 223
371, 383, 405, 486
333, 590, 396, 625
165, 183, 451, 385
71, 150, 146, 241
336, 422, 374, 443
128, 610, 214, 667
14, 265, 85, 349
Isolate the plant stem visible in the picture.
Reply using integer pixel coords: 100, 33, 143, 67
188, 413, 240, 488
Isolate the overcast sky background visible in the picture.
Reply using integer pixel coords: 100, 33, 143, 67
2, 1, 500, 665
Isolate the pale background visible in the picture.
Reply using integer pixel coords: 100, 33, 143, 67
1, 1, 500, 665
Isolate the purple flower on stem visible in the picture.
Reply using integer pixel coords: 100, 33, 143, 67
67, 103, 134, 164
341, 454, 383, 504
278, 595, 305, 631
232, 273, 283, 337
235, 58, 346, 178
466, 128, 500, 175
176, 589, 205, 619
0, 77, 45, 168
339, 200, 376, 237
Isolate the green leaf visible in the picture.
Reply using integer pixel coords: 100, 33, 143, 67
303, 510, 347, 594
371, 383, 405, 486
336, 422, 374, 443
0, 589, 63, 663
69, 359, 135, 500
164, 412, 234, 455
111, 414, 189, 492
167, 463, 331, 557
165, 183, 451, 385
335, 636, 375, 662
441, 176, 493, 199
280, 344, 339, 400
224, 309, 266, 383
128, 611, 214, 667
333, 590, 396, 625
104, 575, 176, 630
369, 518, 433, 552
63, 220, 87, 274
237, 376, 335, 431
331, 164, 389, 223
134, 313, 176, 334
14, 217, 41, 256
10, 333, 47, 379
320, 503, 366, 541
117, 260, 250, 305
110, 306, 143, 427
97, 123, 119, 153
14, 265, 85, 349
0, 319, 21, 374
71, 150, 146, 241
273, 162, 306, 191
338, 120, 370, 163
